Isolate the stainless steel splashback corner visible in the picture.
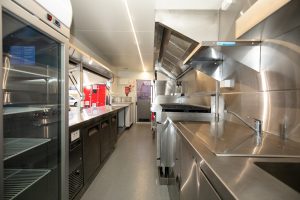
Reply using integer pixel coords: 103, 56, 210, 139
154, 0, 300, 143
179, 69, 216, 95
220, 0, 300, 142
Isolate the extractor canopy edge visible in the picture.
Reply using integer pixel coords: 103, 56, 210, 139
154, 22, 261, 80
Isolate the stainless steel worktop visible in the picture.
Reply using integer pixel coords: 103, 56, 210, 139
174, 121, 300, 200
179, 120, 300, 157
111, 102, 134, 106
69, 105, 128, 128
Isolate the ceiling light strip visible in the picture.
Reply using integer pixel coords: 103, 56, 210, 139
123, 0, 146, 71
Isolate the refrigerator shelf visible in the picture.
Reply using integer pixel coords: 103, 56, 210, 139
3, 107, 45, 115
4, 169, 50, 200
3, 67, 52, 79
4, 138, 51, 161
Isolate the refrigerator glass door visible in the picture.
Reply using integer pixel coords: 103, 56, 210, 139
2, 11, 62, 200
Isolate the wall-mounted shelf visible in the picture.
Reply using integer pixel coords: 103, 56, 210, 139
4, 138, 51, 161
4, 169, 50, 200
235, 0, 291, 38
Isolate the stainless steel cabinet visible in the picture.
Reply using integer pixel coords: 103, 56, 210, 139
198, 169, 221, 200
118, 108, 126, 134
180, 139, 200, 200
171, 124, 230, 200
168, 130, 181, 200
125, 104, 133, 127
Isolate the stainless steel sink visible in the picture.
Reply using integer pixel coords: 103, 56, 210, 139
254, 162, 300, 193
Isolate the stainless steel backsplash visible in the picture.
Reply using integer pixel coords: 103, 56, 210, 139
178, 69, 216, 107
178, 1, 300, 142
224, 1, 300, 142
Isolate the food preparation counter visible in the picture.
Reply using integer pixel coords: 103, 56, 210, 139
111, 102, 133, 107
69, 105, 128, 200
174, 120, 300, 200
179, 120, 300, 157
69, 105, 128, 129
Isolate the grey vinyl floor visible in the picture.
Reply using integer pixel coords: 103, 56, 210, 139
81, 124, 170, 200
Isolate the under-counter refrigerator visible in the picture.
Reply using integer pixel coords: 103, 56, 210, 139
0, 1, 69, 199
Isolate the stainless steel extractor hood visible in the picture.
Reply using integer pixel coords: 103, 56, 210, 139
69, 45, 113, 79
154, 22, 261, 80
186, 40, 261, 80
154, 22, 199, 80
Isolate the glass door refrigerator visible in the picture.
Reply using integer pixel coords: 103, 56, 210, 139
0, 1, 69, 199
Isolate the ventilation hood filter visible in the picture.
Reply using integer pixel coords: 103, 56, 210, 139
154, 22, 199, 80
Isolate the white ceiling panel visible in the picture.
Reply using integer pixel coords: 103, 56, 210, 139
155, 0, 222, 10
127, 0, 155, 31
71, 0, 129, 31
71, 0, 221, 72
71, 0, 155, 72
73, 31, 154, 55
110, 53, 153, 69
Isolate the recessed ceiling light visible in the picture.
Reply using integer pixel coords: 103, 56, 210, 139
88, 58, 93, 65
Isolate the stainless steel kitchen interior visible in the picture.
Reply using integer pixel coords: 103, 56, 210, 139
1, 0, 300, 200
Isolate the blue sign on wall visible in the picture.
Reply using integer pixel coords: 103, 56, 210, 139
10, 46, 36, 65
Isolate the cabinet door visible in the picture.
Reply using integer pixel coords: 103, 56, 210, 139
2, 10, 64, 200
199, 169, 221, 200
83, 125, 100, 182
100, 118, 111, 162
125, 107, 130, 127
174, 132, 181, 185
168, 132, 181, 200
180, 139, 200, 200
110, 114, 118, 148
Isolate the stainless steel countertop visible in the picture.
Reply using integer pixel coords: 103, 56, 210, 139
69, 105, 128, 128
174, 121, 300, 200
179, 120, 300, 157
179, 121, 253, 155
111, 102, 134, 106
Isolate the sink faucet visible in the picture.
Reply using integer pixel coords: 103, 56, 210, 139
225, 110, 263, 137
253, 118, 262, 137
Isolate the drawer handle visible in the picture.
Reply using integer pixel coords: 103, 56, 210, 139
88, 127, 98, 136
101, 123, 109, 128
176, 175, 181, 190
